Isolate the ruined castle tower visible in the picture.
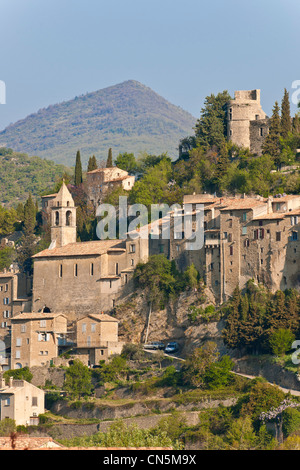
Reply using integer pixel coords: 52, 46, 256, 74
227, 89, 269, 155
50, 182, 77, 248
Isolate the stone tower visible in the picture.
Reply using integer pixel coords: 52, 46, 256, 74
50, 182, 77, 248
227, 89, 268, 154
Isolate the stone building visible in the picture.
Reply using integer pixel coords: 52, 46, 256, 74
0, 270, 31, 336
86, 166, 135, 207
227, 89, 269, 155
32, 182, 148, 318
73, 313, 123, 366
0, 375, 44, 426
10, 312, 68, 369
157, 193, 300, 303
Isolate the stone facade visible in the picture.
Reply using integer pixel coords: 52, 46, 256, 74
10, 312, 68, 369
227, 89, 269, 155
86, 167, 135, 207
0, 375, 45, 426
32, 182, 149, 317
155, 193, 300, 303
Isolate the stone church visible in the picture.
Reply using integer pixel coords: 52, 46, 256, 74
32, 182, 148, 320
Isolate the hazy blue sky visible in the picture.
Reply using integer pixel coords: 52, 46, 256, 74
0, 0, 299, 130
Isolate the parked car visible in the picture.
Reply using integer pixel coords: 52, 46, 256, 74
164, 342, 179, 354
144, 341, 165, 350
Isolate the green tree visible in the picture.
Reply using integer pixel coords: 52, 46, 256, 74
262, 101, 281, 166
281, 88, 292, 139
87, 155, 97, 172
106, 148, 113, 168
181, 341, 220, 388
74, 150, 83, 186
194, 90, 231, 150
114, 152, 137, 173
16, 193, 37, 274
269, 328, 295, 356
64, 360, 92, 399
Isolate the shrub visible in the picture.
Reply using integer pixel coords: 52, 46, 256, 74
269, 328, 295, 356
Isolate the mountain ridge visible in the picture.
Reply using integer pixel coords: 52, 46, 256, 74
0, 80, 196, 166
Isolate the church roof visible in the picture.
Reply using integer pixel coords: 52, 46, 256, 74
32, 239, 126, 258
55, 182, 75, 207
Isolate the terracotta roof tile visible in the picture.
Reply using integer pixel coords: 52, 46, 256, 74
33, 239, 126, 258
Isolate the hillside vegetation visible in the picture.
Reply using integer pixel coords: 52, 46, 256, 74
0, 147, 70, 206
0, 80, 196, 166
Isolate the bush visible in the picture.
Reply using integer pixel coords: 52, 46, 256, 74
269, 328, 295, 356
0, 418, 16, 436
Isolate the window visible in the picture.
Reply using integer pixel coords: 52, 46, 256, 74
242, 227, 247, 235
59, 264, 63, 278
3, 311, 9, 318
91, 323, 96, 333
244, 239, 250, 247
3, 298, 9, 305
228, 233, 232, 242
90, 263, 94, 276
229, 108, 232, 120
40, 320, 46, 328
130, 244, 136, 253
229, 246, 233, 256
32, 397, 38, 407
4, 398, 10, 406
116, 263, 119, 275
276, 232, 281, 242
16, 338, 22, 347
228, 219, 233, 228
15, 350, 20, 359
125, 274, 128, 284
260, 127, 264, 137
242, 212, 247, 222
82, 323, 86, 333
66, 210, 72, 226
74, 264, 78, 277
55, 211, 59, 226
292, 231, 298, 241
5, 284, 8, 292
131, 259, 134, 266
21, 324, 26, 333
159, 244, 164, 253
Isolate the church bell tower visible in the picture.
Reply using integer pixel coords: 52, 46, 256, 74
50, 181, 77, 248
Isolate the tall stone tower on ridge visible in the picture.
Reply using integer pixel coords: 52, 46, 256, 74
50, 182, 77, 249
227, 89, 269, 155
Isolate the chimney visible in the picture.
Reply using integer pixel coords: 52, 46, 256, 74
0, 375, 5, 388
9, 376, 13, 388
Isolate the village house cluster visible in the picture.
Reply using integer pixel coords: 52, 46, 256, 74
0, 91, 299, 421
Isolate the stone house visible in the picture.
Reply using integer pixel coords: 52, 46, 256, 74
73, 313, 124, 365
0, 375, 44, 426
86, 166, 135, 207
158, 193, 300, 303
10, 312, 68, 369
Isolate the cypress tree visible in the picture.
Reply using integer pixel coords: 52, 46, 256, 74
262, 101, 281, 167
281, 88, 291, 139
75, 150, 83, 186
214, 141, 229, 192
17, 193, 36, 274
106, 148, 113, 168
87, 155, 97, 172
292, 114, 300, 135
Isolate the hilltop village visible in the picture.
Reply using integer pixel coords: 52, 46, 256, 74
0, 89, 300, 449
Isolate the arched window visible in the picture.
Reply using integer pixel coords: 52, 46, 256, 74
66, 210, 72, 226
55, 211, 59, 226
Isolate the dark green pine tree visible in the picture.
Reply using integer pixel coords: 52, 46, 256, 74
17, 193, 37, 274
281, 88, 291, 139
87, 155, 98, 172
292, 114, 300, 135
222, 286, 242, 350
214, 141, 229, 193
106, 148, 113, 168
262, 101, 282, 167
74, 150, 83, 186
